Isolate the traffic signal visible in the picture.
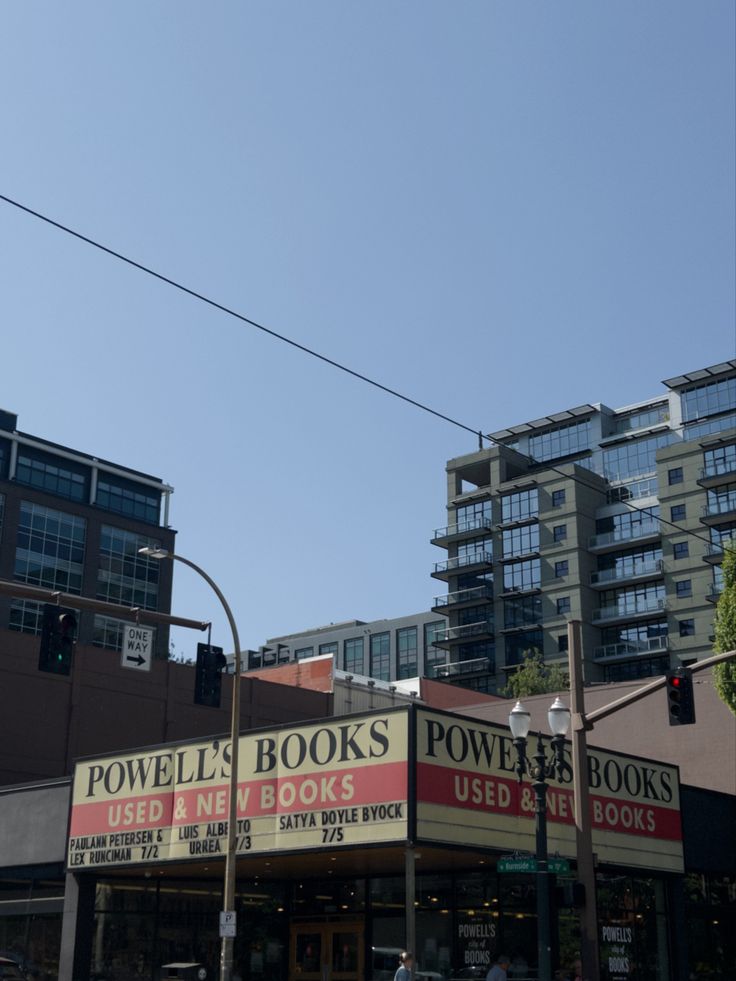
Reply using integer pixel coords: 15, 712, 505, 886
194, 643, 227, 707
38, 605, 77, 675
666, 668, 696, 726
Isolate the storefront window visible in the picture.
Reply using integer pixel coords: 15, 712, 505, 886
0, 872, 64, 980
596, 874, 668, 981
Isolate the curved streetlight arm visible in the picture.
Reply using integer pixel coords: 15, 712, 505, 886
144, 548, 241, 981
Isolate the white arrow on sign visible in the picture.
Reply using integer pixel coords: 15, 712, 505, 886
121, 625, 153, 672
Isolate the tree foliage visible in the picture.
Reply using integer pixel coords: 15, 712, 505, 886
503, 649, 568, 699
713, 542, 736, 716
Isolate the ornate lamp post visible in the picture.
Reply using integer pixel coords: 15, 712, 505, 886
509, 697, 571, 981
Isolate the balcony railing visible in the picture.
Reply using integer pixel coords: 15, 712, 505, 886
592, 597, 666, 623
432, 585, 494, 608
606, 476, 658, 504
433, 551, 493, 576
435, 620, 494, 644
700, 460, 736, 481
590, 559, 664, 586
431, 517, 493, 543
589, 519, 660, 549
702, 499, 736, 518
593, 636, 669, 661
706, 588, 723, 603
429, 656, 491, 679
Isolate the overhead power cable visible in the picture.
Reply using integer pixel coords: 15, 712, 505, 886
0, 192, 720, 550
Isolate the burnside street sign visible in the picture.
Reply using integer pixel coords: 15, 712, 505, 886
497, 856, 571, 874
121, 625, 153, 672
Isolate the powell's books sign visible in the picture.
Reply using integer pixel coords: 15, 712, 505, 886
67, 706, 683, 873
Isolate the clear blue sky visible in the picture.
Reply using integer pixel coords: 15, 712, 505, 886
1, 2, 734, 656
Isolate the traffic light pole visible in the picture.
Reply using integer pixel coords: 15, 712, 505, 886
567, 624, 736, 981
0, 578, 210, 632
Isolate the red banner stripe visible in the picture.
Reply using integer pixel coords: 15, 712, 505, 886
416, 762, 682, 842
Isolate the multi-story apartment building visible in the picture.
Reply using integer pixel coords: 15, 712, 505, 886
432, 359, 736, 692
0, 409, 176, 658
247, 610, 449, 683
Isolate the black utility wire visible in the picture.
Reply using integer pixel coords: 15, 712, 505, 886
0, 192, 718, 549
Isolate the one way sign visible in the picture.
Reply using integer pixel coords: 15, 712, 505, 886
121, 625, 153, 672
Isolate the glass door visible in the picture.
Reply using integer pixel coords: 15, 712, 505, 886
290, 923, 363, 981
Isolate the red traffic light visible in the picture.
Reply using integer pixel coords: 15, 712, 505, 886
671, 676, 681, 687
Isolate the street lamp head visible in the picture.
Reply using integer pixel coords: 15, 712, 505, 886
138, 546, 170, 560
508, 700, 531, 740
547, 697, 571, 737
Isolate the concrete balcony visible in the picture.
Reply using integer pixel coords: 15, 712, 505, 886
592, 596, 666, 624
590, 559, 664, 588
701, 500, 736, 523
429, 656, 491, 680
431, 516, 492, 547
434, 619, 495, 648
704, 542, 730, 564
588, 520, 661, 552
698, 461, 736, 487
592, 636, 669, 663
432, 551, 493, 581
432, 584, 493, 612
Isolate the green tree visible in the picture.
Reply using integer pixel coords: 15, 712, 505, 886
503, 649, 568, 699
713, 542, 736, 715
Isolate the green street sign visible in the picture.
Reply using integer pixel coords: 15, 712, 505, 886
497, 857, 537, 873
497, 856, 571, 874
548, 858, 571, 874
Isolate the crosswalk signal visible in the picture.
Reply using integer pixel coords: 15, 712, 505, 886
38, 605, 77, 675
195, 643, 227, 707
666, 668, 695, 726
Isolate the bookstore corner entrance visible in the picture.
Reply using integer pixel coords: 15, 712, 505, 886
290, 922, 364, 981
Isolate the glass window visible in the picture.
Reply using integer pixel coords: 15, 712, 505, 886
681, 375, 736, 422
558, 634, 569, 653
679, 619, 695, 637
601, 620, 668, 648
424, 621, 447, 675
603, 433, 674, 481
396, 627, 418, 679
456, 535, 492, 559
600, 582, 665, 615
505, 629, 543, 665
97, 525, 159, 611
703, 442, 736, 478
295, 646, 313, 660
13, 500, 86, 594
370, 632, 390, 680
501, 487, 538, 523
319, 642, 338, 656
555, 560, 569, 578
675, 580, 692, 598
15, 450, 88, 503
713, 565, 725, 594
96, 476, 161, 525
604, 655, 669, 681
502, 558, 541, 593
556, 596, 571, 614
670, 504, 686, 522
597, 545, 663, 579
455, 641, 495, 672
595, 507, 660, 541
93, 615, 157, 653
502, 523, 539, 557
9, 598, 49, 635
454, 499, 491, 530
608, 475, 659, 503
668, 467, 683, 485
528, 418, 591, 462
551, 488, 566, 507
504, 593, 542, 629
553, 524, 567, 542
344, 637, 364, 674
707, 483, 736, 515
711, 522, 736, 549
673, 542, 689, 559
613, 403, 670, 433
